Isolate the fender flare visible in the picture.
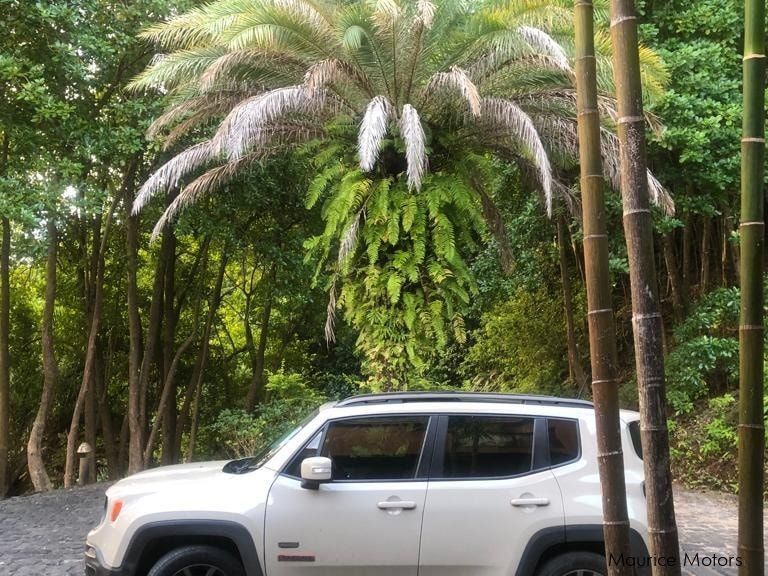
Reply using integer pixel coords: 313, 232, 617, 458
514, 524, 651, 576
120, 519, 263, 576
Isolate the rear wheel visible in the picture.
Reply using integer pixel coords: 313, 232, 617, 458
147, 545, 245, 576
535, 551, 606, 576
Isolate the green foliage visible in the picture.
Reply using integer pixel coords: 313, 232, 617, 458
211, 370, 325, 459
665, 287, 740, 413
463, 287, 568, 394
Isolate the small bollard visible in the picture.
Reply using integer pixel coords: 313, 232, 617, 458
77, 442, 94, 486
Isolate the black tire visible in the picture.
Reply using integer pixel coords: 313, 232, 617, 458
147, 545, 246, 576
535, 551, 606, 576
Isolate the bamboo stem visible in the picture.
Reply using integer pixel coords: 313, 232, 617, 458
738, 0, 766, 572
574, 2, 633, 574
607, 1, 681, 574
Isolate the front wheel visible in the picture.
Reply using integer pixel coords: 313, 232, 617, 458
147, 545, 246, 576
535, 551, 606, 576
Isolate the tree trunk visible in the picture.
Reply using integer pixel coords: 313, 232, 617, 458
144, 330, 196, 467
662, 232, 684, 319
608, 1, 681, 573
27, 218, 59, 492
95, 340, 118, 480
0, 216, 10, 499
125, 173, 146, 476
245, 264, 276, 411
175, 253, 226, 457
161, 226, 178, 465
557, 216, 588, 390
573, 2, 634, 573
737, 0, 766, 572
681, 213, 692, 297
701, 215, 713, 294
63, 194, 120, 488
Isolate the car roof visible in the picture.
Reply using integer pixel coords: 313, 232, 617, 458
327, 392, 640, 423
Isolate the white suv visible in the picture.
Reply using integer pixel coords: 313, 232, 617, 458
85, 392, 650, 576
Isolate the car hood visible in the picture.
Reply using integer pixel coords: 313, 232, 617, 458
106, 461, 230, 497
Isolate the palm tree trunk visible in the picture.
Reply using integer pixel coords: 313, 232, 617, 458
737, 0, 766, 572
608, 1, 680, 573
573, 3, 634, 574
27, 218, 59, 492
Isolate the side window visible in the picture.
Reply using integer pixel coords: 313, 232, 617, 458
628, 420, 643, 460
321, 416, 429, 481
440, 416, 534, 478
547, 418, 580, 466
284, 429, 323, 478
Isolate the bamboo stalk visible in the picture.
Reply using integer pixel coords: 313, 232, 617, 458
574, 2, 633, 574
738, 0, 766, 572
607, 1, 680, 574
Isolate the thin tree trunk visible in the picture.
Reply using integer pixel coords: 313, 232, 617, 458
0, 216, 10, 499
681, 213, 692, 297
662, 232, 684, 319
144, 330, 195, 467
175, 253, 226, 457
63, 194, 120, 488
125, 161, 146, 476
701, 214, 712, 294
95, 339, 118, 480
245, 264, 276, 411
27, 219, 59, 492
608, 1, 680, 573
573, 2, 634, 573
161, 226, 178, 464
557, 216, 587, 389
738, 0, 766, 572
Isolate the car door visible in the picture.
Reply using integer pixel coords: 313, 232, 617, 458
265, 414, 434, 576
418, 414, 565, 576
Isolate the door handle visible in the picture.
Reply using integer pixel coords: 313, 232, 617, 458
377, 500, 417, 510
511, 497, 550, 507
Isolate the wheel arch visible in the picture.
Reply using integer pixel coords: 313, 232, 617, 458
514, 524, 651, 576
120, 520, 263, 576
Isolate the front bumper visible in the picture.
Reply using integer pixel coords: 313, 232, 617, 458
85, 545, 122, 576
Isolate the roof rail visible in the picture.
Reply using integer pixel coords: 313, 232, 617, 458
336, 391, 593, 409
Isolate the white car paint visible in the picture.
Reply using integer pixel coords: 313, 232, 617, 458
86, 397, 648, 576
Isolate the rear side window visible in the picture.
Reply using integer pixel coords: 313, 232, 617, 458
628, 420, 643, 459
321, 416, 429, 481
440, 416, 534, 478
547, 418, 580, 466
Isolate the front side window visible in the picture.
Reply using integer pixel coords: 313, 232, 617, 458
321, 416, 429, 481
440, 416, 534, 478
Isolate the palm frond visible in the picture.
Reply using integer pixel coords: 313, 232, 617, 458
416, 0, 436, 28
358, 95, 394, 171
481, 98, 553, 215
516, 26, 572, 73
399, 104, 428, 191
423, 66, 481, 117
133, 140, 219, 214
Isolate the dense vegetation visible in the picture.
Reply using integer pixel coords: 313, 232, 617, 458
0, 0, 762, 495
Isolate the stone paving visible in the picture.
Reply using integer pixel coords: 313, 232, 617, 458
0, 482, 763, 575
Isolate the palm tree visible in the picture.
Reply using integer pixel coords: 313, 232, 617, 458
131, 0, 669, 385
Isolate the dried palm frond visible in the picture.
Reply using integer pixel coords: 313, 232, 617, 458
338, 209, 363, 265
416, 0, 436, 28
481, 98, 553, 215
358, 95, 394, 171
516, 26, 572, 73
133, 140, 220, 215
324, 276, 338, 343
399, 104, 428, 191
423, 66, 481, 117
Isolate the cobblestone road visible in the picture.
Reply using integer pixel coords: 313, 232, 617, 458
0, 483, 763, 575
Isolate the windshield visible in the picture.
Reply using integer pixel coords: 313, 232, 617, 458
222, 407, 320, 474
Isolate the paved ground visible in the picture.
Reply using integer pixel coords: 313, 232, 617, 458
0, 483, 763, 575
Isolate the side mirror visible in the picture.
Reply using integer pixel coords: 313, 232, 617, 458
300, 456, 332, 490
